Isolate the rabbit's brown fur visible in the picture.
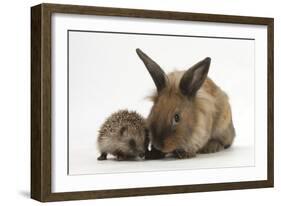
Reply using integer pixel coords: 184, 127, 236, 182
136, 49, 235, 158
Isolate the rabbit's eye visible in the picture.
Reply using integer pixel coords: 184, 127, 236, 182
173, 113, 180, 124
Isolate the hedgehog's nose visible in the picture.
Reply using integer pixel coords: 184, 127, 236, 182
139, 153, 145, 158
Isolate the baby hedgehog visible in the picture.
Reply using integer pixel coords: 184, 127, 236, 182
97, 110, 149, 161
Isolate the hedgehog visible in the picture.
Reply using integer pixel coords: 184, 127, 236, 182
97, 110, 149, 161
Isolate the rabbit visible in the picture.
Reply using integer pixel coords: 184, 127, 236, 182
136, 48, 235, 159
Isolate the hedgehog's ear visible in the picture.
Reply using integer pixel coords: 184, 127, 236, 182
120, 126, 127, 136
180, 57, 211, 97
136, 48, 167, 92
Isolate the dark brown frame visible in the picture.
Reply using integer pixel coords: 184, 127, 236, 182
31, 3, 274, 202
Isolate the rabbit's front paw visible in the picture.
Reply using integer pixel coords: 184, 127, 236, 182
173, 149, 196, 159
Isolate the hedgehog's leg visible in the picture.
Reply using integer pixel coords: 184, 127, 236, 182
114, 151, 126, 161
97, 152, 107, 160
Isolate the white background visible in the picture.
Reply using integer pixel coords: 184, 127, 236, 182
0, 0, 280, 205
68, 28, 255, 175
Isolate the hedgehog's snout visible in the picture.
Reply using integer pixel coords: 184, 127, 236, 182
139, 152, 145, 158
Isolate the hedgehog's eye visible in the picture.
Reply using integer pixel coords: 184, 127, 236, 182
173, 113, 180, 125
120, 126, 127, 136
129, 139, 136, 149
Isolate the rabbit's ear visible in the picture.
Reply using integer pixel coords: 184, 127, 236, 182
180, 57, 211, 97
136, 48, 167, 92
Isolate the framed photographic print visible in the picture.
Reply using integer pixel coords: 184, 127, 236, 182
31, 3, 274, 202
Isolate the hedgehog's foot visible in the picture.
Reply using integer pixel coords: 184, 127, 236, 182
97, 152, 107, 160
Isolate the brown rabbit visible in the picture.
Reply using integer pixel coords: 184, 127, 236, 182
136, 48, 235, 159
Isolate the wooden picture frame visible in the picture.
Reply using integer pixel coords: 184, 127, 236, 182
31, 3, 274, 202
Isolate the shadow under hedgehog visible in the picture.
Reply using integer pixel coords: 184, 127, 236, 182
136, 48, 235, 159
